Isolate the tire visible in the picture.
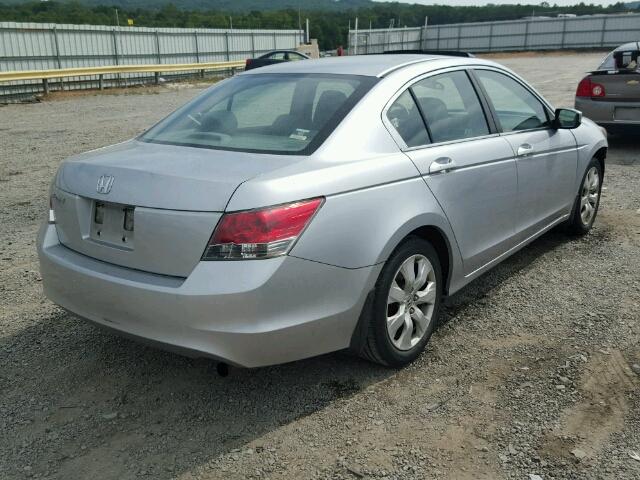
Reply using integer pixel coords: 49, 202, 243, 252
358, 236, 442, 367
565, 158, 603, 236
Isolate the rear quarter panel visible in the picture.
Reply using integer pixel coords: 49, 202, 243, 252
570, 118, 608, 191
289, 176, 461, 273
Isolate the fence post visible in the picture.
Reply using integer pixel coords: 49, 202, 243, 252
155, 30, 162, 64
273, 31, 277, 50
52, 27, 62, 69
194, 31, 200, 63
488, 23, 494, 52
456, 24, 461, 50
354, 17, 359, 55
50, 26, 63, 92
225, 31, 230, 61
112, 28, 120, 65
250, 31, 256, 57
560, 18, 567, 49
436, 26, 440, 50
523, 19, 530, 49
112, 28, 120, 87
600, 17, 608, 47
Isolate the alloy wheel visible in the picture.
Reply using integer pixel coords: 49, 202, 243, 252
580, 166, 600, 226
386, 254, 437, 351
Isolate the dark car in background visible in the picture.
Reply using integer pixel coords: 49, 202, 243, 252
575, 42, 640, 135
245, 50, 310, 71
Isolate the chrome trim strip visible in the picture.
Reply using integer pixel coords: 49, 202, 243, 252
403, 133, 501, 152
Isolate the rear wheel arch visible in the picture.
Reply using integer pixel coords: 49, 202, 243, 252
349, 224, 454, 357
407, 226, 452, 296
594, 146, 607, 176
378, 224, 453, 296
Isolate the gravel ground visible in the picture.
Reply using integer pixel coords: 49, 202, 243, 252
0, 52, 639, 480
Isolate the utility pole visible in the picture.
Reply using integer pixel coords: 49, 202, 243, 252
421, 16, 428, 50
115, 8, 120, 27
305, 18, 309, 44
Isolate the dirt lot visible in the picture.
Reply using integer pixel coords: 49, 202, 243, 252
1, 52, 639, 480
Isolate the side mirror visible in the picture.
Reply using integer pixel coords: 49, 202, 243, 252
553, 108, 582, 129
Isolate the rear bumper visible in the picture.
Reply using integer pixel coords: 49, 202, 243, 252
575, 98, 640, 131
37, 223, 381, 367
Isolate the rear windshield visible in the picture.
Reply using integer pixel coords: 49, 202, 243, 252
141, 73, 377, 155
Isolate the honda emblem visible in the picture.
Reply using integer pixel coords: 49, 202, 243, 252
96, 175, 114, 194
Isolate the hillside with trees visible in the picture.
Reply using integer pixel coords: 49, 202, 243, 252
0, 0, 374, 11
0, 1, 637, 49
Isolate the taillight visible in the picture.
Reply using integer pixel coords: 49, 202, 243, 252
576, 77, 605, 98
202, 197, 324, 260
245, 59, 252, 68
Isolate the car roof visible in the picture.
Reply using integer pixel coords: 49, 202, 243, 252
241, 54, 476, 77
261, 50, 308, 56
614, 41, 640, 52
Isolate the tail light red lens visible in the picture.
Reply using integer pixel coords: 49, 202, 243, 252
203, 197, 324, 260
576, 77, 605, 98
245, 59, 252, 68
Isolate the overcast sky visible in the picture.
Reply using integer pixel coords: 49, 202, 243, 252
378, 0, 622, 5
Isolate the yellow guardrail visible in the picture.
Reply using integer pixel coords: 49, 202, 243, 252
0, 60, 246, 88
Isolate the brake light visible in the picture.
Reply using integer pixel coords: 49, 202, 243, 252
245, 58, 252, 68
576, 77, 605, 98
202, 197, 324, 260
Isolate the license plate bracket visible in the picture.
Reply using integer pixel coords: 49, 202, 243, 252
615, 107, 640, 122
90, 200, 135, 250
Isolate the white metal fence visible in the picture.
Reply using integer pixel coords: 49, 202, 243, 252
349, 14, 640, 54
0, 22, 303, 99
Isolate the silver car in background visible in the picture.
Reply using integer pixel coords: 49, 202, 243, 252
575, 41, 640, 134
38, 55, 607, 368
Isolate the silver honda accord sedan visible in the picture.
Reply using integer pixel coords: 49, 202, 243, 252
37, 54, 608, 368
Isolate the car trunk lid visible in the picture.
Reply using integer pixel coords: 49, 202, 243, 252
591, 71, 640, 102
52, 140, 301, 277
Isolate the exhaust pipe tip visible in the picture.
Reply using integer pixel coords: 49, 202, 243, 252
216, 362, 229, 377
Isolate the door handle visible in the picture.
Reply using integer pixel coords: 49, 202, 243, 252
517, 143, 534, 156
429, 157, 456, 174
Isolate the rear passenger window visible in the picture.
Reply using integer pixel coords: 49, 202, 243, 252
411, 71, 490, 143
386, 90, 430, 148
475, 69, 550, 132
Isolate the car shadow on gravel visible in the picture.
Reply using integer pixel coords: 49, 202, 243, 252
440, 229, 570, 325
1, 310, 392, 478
1, 229, 574, 480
